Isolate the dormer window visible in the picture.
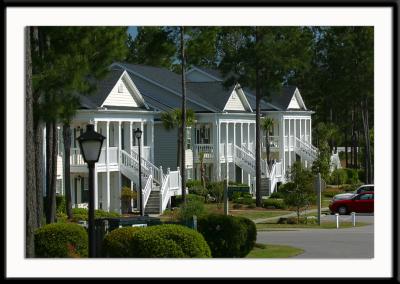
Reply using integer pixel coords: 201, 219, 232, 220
118, 83, 124, 93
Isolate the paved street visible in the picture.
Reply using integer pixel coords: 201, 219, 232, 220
257, 215, 374, 258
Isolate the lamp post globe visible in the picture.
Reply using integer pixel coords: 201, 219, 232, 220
134, 128, 144, 216
77, 124, 105, 258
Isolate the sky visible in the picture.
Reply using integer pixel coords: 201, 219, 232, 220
128, 26, 138, 39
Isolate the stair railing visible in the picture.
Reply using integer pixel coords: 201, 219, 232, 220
142, 174, 153, 210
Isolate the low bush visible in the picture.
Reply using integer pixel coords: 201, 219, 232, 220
206, 181, 225, 204
329, 169, 348, 186
344, 168, 360, 184
102, 227, 142, 257
71, 208, 121, 222
262, 199, 287, 210
34, 223, 88, 258
269, 190, 287, 199
178, 198, 206, 222
322, 187, 344, 198
186, 179, 203, 189
103, 224, 211, 258
197, 214, 256, 257
233, 203, 243, 209
247, 203, 256, 209
173, 194, 205, 207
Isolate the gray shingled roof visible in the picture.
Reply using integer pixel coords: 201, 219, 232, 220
78, 69, 125, 108
186, 82, 236, 112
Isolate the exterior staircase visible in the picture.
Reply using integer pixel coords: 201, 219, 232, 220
119, 149, 181, 215
144, 187, 161, 214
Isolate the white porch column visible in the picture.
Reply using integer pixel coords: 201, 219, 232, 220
309, 118, 312, 144
94, 121, 99, 209
247, 123, 250, 186
240, 123, 244, 183
140, 120, 144, 150
288, 119, 291, 168
233, 122, 236, 181
294, 118, 297, 151
128, 121, 133, 152
106, 121, 110, 212
225, 122, 229, 181
150, 120, 154, 162
281, 118, 286, 174
213, 120, 220, 181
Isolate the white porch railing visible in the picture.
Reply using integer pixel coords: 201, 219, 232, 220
219, 143, 233, 158
71, 147, 118, 165
194, 144, 214, 161
262, 135, 280, 149
132, 146, 151, 162
130, 148, 162, 185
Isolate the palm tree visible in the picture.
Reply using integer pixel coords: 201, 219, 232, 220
199, 151, 206, 188
161, 108, 195, 169
261, 117, 274, 167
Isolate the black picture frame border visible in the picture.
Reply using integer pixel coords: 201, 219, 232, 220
3, 0, 399, 281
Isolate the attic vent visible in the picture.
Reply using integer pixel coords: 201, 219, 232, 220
118, 83, 124, 93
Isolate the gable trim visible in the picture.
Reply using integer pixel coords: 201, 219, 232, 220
289, 88, 307, 110
111, 63, 217, 112
223, 84, 253, 113
101, 70, 149, 110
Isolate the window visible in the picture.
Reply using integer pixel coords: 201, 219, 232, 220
118, 83, 124, 93
186, 127, 192, 150
196, 125, 210, 144
357, 193, 373, 200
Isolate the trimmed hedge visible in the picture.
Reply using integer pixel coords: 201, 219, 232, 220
262, 199, 287, 210
103, 224, 211, 258
34, 223, 88, 258
71, 208, 121, 222
197, 214, 256, 258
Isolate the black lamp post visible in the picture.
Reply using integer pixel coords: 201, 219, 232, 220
77, 124, 105, 258
134, 128, 144, 216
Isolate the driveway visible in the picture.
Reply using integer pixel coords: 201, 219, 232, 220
256, 215, 374, 258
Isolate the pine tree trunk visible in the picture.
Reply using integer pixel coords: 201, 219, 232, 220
63, 123, 73, 219
345, 129, 348, 168
361, 98, 373, 183
266, 132, 270, 167
26, 27, 38, 258
34, 120, 44, 227
49, 121, 58, 223
255, 28, 262, 207
45, 121, 52, 223
180, 26, 187, 202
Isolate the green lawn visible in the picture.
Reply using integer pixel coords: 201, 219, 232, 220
230, 210, 292, 220
246, 243, 304, 258
256, 221, 370, 230
202, 203, 292, 220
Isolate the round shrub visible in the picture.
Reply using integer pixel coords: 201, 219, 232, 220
197, 214, 256, 258
102, 227, 141, 257
235, 216, 257, 256
103, 224, 211, 258
34, 223, 88, 258
141, 225, 211, 258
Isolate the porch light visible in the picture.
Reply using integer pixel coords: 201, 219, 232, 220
77, 124, 105, 164
134, 128, 143, 140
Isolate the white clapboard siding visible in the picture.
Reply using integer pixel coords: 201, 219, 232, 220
224, 90, 245, 111
102, 78, 139, 107
287, 94, 301, 109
